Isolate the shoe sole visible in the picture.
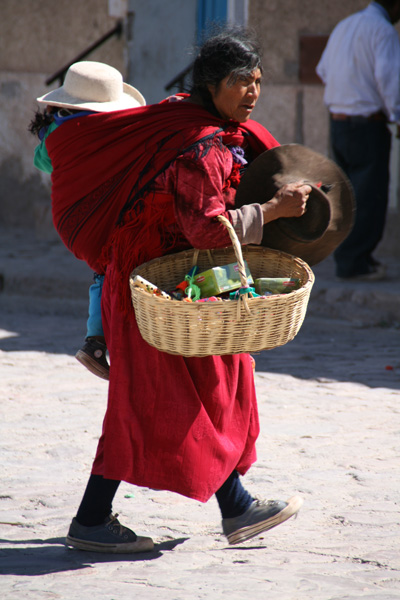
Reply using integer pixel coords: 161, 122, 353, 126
65, 534, 154, 554
337, 274, 386, 282
75, 350, 110, 381
336, 266, 387, 282
227, 495, 304, 545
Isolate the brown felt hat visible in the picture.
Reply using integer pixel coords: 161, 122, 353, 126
235, 144, 355, 265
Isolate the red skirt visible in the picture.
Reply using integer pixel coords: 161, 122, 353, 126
91, 255, 260, 502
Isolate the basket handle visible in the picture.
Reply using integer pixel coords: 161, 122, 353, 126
216, 215, 253, 316
192, 248, 215, 268
216, 215, 249, 288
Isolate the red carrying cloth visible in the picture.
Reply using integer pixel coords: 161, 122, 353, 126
47, 100, 278, 274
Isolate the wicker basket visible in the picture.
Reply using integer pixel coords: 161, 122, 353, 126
129, 215, 314, 357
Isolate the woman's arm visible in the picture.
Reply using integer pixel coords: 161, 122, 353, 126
172, 143, 310, 249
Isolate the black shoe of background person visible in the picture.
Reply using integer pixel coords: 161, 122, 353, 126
336, 263, 386, 282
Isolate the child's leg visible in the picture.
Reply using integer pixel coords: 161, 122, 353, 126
75, 273, 109, 380
86, 273, 105, 339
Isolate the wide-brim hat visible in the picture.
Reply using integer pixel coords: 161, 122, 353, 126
36, 60, 145, 112
235, 144, 355, 265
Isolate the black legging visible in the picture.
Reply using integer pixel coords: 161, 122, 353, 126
76, 470, 253, 526
76, 474, 120, 526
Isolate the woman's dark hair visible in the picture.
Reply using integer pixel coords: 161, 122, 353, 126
190, 26, 263, 111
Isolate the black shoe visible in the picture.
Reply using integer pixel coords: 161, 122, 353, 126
337, 263, 386, 282
222, 496, 303, 545
75, 338, 110, 380
65, 513, 154, 553
367, 256, 383, 268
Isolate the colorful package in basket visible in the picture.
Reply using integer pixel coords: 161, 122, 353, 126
254, 277, 300, 295
132, 275, 171, 299
194, 261, 253, 298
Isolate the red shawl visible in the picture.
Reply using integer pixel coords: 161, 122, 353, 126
47, 101, 278, 274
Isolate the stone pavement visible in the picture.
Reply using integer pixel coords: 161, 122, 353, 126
1, 228, 400, 599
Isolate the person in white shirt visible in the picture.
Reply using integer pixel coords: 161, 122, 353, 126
316, 0, 400, 280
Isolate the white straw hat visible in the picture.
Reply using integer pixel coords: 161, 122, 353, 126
36, 61, 145, 112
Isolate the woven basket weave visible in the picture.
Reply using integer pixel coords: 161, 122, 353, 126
129, 215, 314, 357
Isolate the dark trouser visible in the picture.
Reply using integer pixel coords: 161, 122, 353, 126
76, 471, 253, 527
330, 118, 391, 277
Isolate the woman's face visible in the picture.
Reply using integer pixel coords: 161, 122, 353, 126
208, 68, 262, 122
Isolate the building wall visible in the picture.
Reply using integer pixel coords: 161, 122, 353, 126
0, 0, 126, 74
0, 0, 126, 236
127, 0, 197, 104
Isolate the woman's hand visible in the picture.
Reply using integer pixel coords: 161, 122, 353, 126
261, 181, 311, 225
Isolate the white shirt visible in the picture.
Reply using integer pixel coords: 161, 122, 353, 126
316, 2, 400, 122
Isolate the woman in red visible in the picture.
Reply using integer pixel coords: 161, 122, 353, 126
40, 28, 310, 552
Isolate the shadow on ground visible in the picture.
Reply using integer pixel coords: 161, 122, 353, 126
0, 536, 188, 576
